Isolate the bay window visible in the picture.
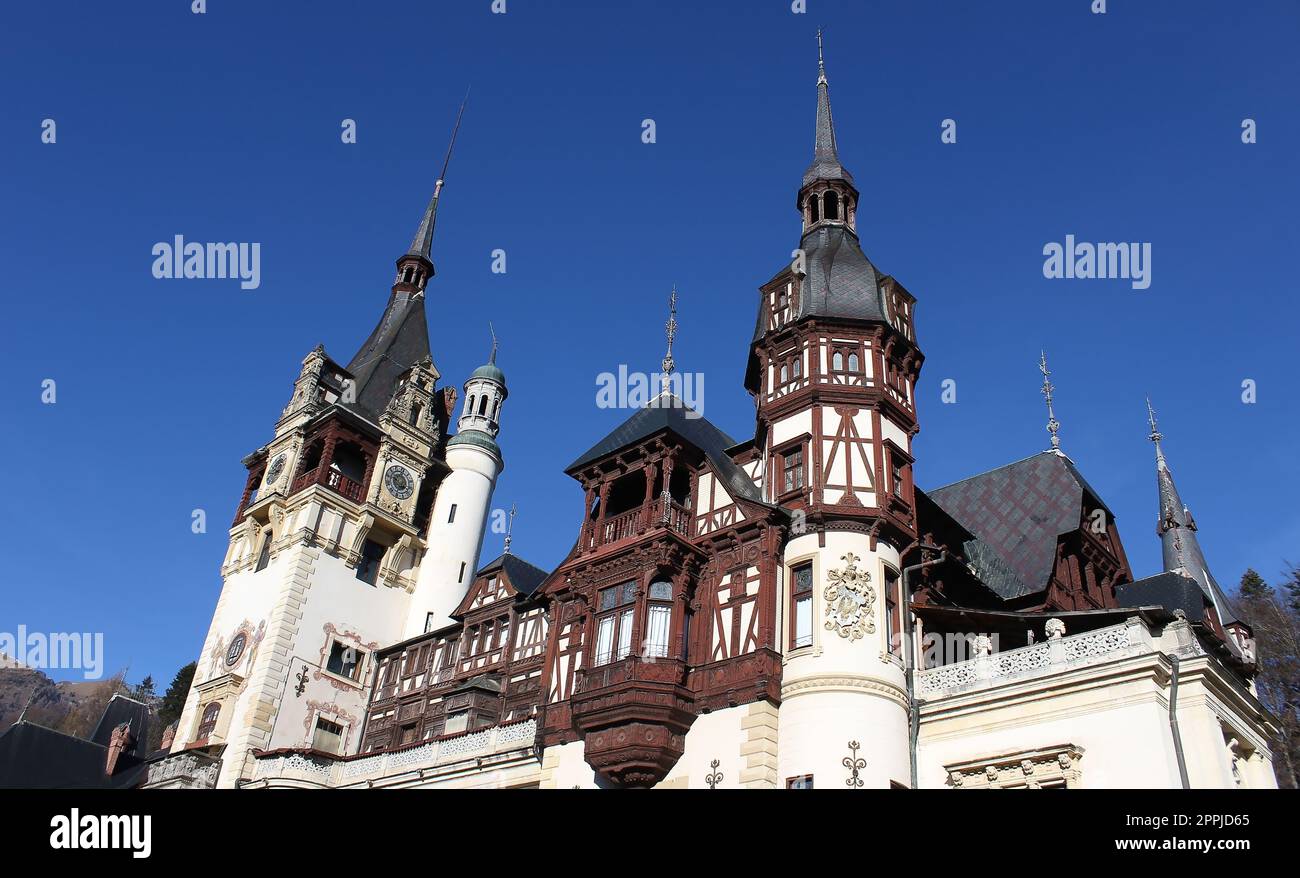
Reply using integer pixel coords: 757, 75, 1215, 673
594, 581, 637, 665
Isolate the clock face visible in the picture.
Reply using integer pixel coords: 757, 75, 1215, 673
265, 454, 286, 485
384, 465, 414, 500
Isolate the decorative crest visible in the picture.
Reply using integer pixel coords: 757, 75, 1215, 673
1039, 351, 1062, 453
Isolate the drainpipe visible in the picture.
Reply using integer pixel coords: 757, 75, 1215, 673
902, 545, 946, 791
1166, 652, 1191, 789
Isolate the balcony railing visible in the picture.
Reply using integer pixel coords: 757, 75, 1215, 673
291, 466, 366, 503
588, 497, 692, 551
915, 619, 1155, 700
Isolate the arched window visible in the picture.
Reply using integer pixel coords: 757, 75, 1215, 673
833, 351, 844, 371
466, 395, 476, 418
492, 399, 501, 421
848, 353, 860, 373
780, 364, 789, 383
809, 194, 821, 223
792, 357, 802, 378
823, 190, 840, 220
197, 702, 221, 740
409, 401, 423, 428
644, 580, 674, 659
478, 395, 489, 416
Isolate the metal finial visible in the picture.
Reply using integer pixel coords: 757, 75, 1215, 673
438, 87, 470, 193
817, 29, 827, 84
1146, 397, 1167, 467
661, 286, 678, 393
489, 322, 498, 364
1039, 351, 1062, 453
503, 503, 517, 555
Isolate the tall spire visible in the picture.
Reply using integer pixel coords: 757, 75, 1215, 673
660, 286, 678, 393
1039, 351, 1062, 454
407, 89, 469, 261
804, 31, 853, 188
1147, 400, 1232, 623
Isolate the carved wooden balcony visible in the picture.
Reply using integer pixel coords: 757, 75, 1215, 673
585, 497, 693, 554
569, 656, 696, 787
291, 466, 366, 503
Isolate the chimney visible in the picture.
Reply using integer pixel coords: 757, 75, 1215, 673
160, 721, 177, 752
105, 722, 135, 776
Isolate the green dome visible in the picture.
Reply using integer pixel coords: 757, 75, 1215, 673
470, 362, 506, 384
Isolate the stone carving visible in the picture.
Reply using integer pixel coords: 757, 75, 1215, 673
823, 552, 876, 641
1045, 618, 1066, 640
974, 634, 993, 657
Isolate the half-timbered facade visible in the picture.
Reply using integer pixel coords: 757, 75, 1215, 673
150, 43, 1278, 792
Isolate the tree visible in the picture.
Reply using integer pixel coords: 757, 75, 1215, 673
1233, 566, 1300, 789
157, 662, 195, 732
1239, 568, 1270, 600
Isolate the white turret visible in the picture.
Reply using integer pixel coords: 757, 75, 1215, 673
404, 350, 507, 638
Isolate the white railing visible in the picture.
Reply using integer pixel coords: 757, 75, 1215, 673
916, 620, 1149, 699
252, 718, 537, 787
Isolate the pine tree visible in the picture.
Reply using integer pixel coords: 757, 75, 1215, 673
1239, 568, 1271, 599
157, 662, 196, 732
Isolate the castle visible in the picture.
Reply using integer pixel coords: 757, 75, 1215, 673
143, 43, 1278, 790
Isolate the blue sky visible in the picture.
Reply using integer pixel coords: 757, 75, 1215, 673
2, 0, 1297, 684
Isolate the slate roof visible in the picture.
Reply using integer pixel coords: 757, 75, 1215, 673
476, 553, 550, 597
803, 54, 854, 187
1116, 572, 1212, 623
343, 290, 432, 422
927, 452, 1110, 601
566, 392, 766, 505
0, 721, 149, 789
89, 693, 151, 759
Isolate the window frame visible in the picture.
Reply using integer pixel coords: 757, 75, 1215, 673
789, 561, 815, 651
592, 581, 639, 666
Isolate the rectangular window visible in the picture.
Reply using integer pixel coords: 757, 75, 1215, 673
782, 447, 804, 494
424, 612, 435, 634
787, 775, 814, 789
312, 717, 344, 754
594, 582, 638, 665
792, 563, 813, 649
645, 604, 671, 658
885, 568, 901, 656
443, 711, 468, 735
356, 539, 385, 585
449, 504, 457, 523
326, 642, 366, 682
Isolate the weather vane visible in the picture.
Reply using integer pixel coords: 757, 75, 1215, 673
1039, 351, 1062, 453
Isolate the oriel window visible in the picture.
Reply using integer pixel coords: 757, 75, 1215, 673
593, 581, 637, 665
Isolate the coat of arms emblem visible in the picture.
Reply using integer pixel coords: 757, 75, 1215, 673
824, 552, 876, 640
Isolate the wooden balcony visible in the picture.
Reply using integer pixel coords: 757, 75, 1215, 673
291, 466, 366, 503
587, 497, 692, 553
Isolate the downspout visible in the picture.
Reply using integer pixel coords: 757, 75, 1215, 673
1166, 652, 1191, 789
902, 545, 946, 790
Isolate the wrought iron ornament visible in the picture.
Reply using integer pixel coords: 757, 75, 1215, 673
294, 664, 309, 698
705, 759, 723, 789
843, 741, 866, 788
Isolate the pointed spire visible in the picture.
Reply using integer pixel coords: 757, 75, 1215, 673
803, 31, 853, 188
503, 503, 517, 555
407, 89, 470, 261
489, 322, 498, 365
660, 286, 678, 393
1039, 351, 1062, 454
1147, 402, 1232, 623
